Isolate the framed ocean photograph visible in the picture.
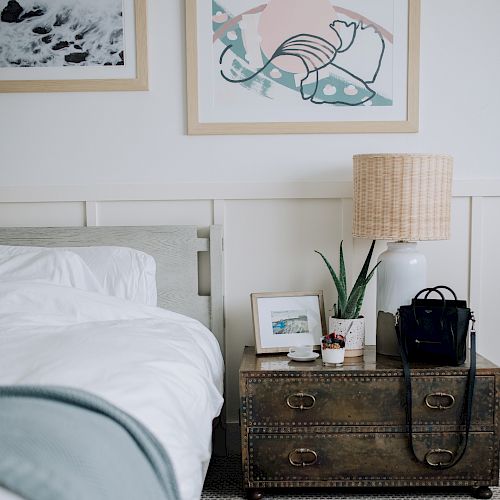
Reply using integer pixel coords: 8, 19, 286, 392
186, 0, 420, 134
251, 291, 326, 354
0, 0, 147, 92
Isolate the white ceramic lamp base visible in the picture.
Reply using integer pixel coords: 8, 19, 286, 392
376, 242, 427, 356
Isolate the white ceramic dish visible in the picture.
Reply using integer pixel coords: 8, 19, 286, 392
287, 352, 319, 362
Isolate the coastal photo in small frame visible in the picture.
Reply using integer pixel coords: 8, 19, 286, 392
0, 0, 147, 92
251, 291, 326, 354
186, 0, 420, 134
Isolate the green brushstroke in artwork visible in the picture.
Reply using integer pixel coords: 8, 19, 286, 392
370, 93, 392, 106
212, 0, 224, 16
265, 65, 297, 90
229, 60, 272, 98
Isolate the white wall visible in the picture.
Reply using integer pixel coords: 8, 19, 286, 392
0, 0, 500, 184
1, 0, 500, 424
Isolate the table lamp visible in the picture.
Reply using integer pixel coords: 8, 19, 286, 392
352, 153, 453, 356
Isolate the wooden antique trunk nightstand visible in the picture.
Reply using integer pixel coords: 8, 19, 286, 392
239, 346, 500, 500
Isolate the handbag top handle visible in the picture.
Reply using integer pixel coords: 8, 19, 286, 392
412, 287, 447, 327
424, 285, 458, 301
414, 287, 446, 302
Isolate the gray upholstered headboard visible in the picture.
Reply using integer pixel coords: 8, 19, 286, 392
0, 225, 224, 354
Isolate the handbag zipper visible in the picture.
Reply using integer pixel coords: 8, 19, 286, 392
414, 339, 441, 344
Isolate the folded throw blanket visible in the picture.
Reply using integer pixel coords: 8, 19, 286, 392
0, 386, 180, 500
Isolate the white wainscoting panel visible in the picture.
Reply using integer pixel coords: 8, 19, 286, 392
477, 197, 500, 365
419, 197, 471, 300
0, 202, 85, 227
0, 188, 498, 424
96, 200, 214, 227
224, 198, 344, 422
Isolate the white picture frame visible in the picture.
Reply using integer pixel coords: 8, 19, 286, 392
251, 291, 326, 354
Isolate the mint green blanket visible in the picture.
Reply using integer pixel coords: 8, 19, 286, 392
0, 386, 180, 500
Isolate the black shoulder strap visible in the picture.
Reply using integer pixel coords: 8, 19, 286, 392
396, 316, 476, 469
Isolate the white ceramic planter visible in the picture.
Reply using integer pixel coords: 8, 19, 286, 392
328, 317, 365, 357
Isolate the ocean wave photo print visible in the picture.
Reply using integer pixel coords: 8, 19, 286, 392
0, 0, 125, 68
0, 0, 147, 92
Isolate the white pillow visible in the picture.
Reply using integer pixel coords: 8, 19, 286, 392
0, 249, 104, 293
68, 246, 157, 307
0, 245, 157, 306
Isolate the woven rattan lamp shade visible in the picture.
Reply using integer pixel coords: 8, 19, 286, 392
353, 154, 453, 241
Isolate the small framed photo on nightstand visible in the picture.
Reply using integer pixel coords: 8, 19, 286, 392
251, 291, 326, 354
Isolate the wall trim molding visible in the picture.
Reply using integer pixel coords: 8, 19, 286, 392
0, 180, 499, 203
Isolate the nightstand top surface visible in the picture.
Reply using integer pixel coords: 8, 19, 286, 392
240, 346, 499, 374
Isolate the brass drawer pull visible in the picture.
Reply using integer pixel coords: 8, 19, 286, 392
425, 392, 456, 410
286, 392, 316, 411
288, 448, 318, 467
425, 448, 454, 467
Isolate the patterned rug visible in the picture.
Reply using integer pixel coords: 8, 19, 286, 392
202, 456, 500, 500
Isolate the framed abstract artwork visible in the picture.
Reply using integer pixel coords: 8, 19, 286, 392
186, 0, 420, 134
0, 0, 147, 92
251, 291, 326, 354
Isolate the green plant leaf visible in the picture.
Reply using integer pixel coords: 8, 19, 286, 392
316, 241, 378, 319
339, 240, 346, 291
353, 296, 364, 319
344, 240, 378, 318
347, 240, 376, 303
344, 286, 364, 318
314, 250, 347, 316
365, 262, 381, 285
352, 262, 381, 318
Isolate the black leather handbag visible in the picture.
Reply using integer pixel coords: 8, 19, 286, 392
397, 285, 471, 366
395, 286, 477, 469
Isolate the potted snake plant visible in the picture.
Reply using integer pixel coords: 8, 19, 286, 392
315, 240, 379, 357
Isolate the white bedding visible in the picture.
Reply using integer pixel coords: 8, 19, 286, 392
0, 280, 224, 500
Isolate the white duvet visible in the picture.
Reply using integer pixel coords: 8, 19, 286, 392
0, 280, 224, 500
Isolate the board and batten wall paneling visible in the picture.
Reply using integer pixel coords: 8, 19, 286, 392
0, 202, 86, 227
224, 198, 345, 422
476, 197, 500, 366
96, 200, 214, 227
0, 193, 496, 424
419, 197, 471, 299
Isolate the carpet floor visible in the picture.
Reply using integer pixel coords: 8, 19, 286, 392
201, 456, 500, 500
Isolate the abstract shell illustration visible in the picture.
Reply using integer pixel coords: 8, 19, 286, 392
212, 0, 394, 108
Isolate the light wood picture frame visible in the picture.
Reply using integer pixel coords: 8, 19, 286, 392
251, 291, 326, 354
0, 0, 148, 93
186, 0, 420, 135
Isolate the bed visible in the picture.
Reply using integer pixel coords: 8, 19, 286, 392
0, 225, 225, 500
